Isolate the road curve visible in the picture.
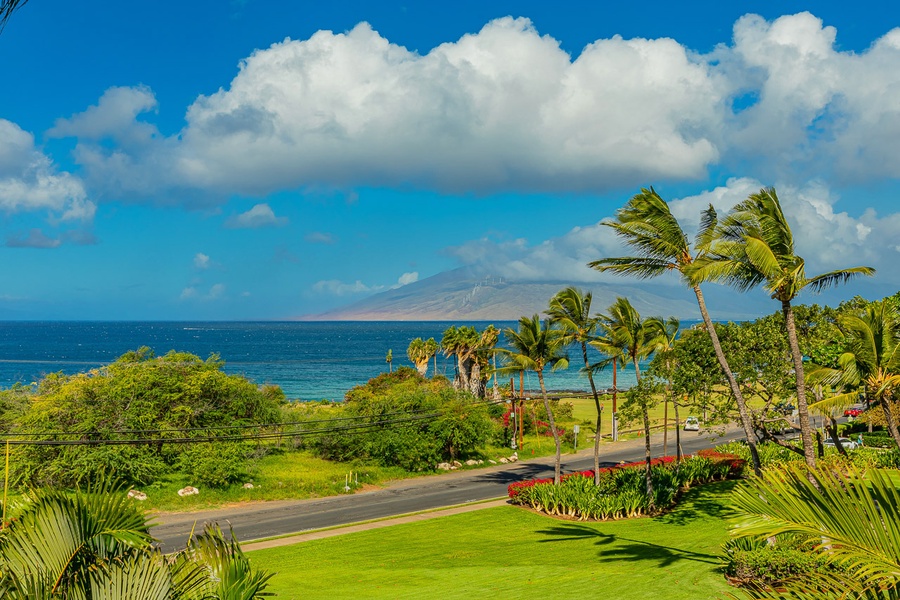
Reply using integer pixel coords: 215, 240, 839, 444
150, 428, 743, 551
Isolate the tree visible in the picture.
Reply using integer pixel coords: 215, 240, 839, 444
497, 315, 569, 484
546, 287, 606, 484
692, 187, 875, 468
407, 338, 430, 375
440, 325, 497, 398
594, 297, 662, 499
0, 0, 28, 34
808, 299, 900, 449
0, 480, 272, 599
424, 337, 440, 377
385, 349, 393, 373
647, 316, 681, 460
590, 187, 762, 475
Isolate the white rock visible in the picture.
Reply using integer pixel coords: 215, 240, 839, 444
499, 457, 509, 464
450, 466, 458, 470
451, 460, 462, 467
477, 460, 484, 464
488, 460, 497, 465
437, 462, 452, 470
127, 489, 147, 501
242, 483, 254, 489
508, 455, 518, 462
177, 486, 200, 497
465, 459, 478, 466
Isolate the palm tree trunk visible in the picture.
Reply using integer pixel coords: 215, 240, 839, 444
612, 357, 618, 441
782, 300, 816, 469
633, 359, 654, 506
693, 285, 762, 475
879, 396, 900, 449
537, 371, 562, 485
581, 342, 603, 485
673, 395, 683, 461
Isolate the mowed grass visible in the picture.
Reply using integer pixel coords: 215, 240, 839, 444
250, 481, 738, 600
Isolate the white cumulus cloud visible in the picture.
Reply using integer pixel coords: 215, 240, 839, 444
224, 203, 287, 228
193, 253, 211, 269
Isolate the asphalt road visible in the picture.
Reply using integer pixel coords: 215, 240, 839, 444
150, 427, 744, 551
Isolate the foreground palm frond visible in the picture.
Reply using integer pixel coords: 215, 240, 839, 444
729, 464, 900, 597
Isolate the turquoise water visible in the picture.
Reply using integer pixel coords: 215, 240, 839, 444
0, 321, 642, 401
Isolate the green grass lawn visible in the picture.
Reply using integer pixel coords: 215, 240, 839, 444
250, 480, 738, 599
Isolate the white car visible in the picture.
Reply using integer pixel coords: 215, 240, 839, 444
684, 416, 700, 431
824, 437, 858, 451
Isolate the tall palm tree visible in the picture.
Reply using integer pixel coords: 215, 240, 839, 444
693, 187, 875, 468
647, 315, 682, 461
590, 187, 762, 475
594, 297, 661, 499
385, 349, 393, 373
808, 299, 900, 449
424, 337, 440, 377
547, 287, 606, 484
497, 315, 569, 484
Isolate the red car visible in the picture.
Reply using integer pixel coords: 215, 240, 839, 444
844, 408, 863, 417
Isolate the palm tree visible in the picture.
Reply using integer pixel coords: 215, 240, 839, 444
385, 349, 393, 373
590, 187, 763, 475
547, 287, 606, 484
0, 0, 28, 33
594, 297, 661, 499
693, 187, 875, 468
424, 337, 440, 377
0, 480, 272, 599
497, 315, 569, 484
808, 299, 900, 449
647, 316, 682, 461
729, 463, 900, 598
407, 338, 430, 375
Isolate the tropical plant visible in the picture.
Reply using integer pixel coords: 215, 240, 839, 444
590, 187, 762, 474
497, 315, 569, 484
425, 337, 440, 377
0, 480, 272, 599
808, 299, 900, 449
407, 338, 430, 375
0, 0, 27, 33
385, 349, 393, 373
692, 187, 875, 468
440, 325, 498, 398
647, 316, 682, 461
593, 297, 662, 499
547, 287, 605, 484
727, 464, 900, 598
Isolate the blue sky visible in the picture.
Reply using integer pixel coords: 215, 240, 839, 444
1, 0, 899, 320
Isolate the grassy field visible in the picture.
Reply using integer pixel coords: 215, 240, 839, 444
250, 480, 738, 599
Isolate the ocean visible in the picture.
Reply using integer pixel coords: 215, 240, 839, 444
0, 321, 642, 401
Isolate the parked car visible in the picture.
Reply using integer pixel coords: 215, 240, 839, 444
824, 437, 858, 451
844, 408, 863, 417
684, 416, 700, 431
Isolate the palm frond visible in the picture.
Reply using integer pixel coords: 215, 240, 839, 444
730, 465, 900, 589
806, 267, 876, 293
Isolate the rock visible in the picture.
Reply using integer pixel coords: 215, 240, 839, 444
488, 460, 497, 465
177, 486, 199, 497
451, 460, 462, 467
450, 466, 458, 470
437, 462, 452, 470
127, 489, 147, 501
499, 457, 509, 464
242, 483, 254, 489
508, 455, 518, 462
477, 460, 484, 464
465, 459, 478, 466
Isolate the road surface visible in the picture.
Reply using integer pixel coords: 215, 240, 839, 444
151, 427, 743, 551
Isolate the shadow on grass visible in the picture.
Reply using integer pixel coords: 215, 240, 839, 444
536, 524, 720, 566
654, 480, 739, 526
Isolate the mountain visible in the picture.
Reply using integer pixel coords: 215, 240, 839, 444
302, 268, 771, 321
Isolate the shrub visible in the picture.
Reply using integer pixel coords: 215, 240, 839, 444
725, 547, 827, 586
176, 442, 249, 488
507, 453, 744, 520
